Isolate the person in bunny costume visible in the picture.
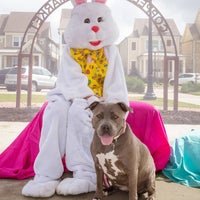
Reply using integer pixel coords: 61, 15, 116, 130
22, 0, 128, 197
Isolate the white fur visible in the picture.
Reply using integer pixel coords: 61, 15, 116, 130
56, 178, 96, 195
71, 0, 87, 6
22, 180, 59, 197
96, 150, 125, 180
64, 2, 119, 50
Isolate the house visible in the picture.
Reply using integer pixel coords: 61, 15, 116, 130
118, 18, 185, 80
181, 9, 200, 73
58, 9, 71, 56
0, 12, 59, 74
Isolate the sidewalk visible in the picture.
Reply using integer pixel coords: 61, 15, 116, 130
128, 87, 200, 106
1, 122, 200, 153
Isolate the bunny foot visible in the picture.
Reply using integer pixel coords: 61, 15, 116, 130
56, 178, 96, 195
22, 180, 59, 197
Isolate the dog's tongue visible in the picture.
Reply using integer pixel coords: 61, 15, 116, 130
100, 135, 114, 145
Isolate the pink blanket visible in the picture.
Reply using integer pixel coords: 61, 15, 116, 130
0, 101, 170, 179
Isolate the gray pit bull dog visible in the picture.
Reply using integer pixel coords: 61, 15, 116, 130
88, 102, 156, 200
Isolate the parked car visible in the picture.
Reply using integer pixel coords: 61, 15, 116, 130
0, 67, 14, 86
169, 73, 200, 85
5, 66, 57, 92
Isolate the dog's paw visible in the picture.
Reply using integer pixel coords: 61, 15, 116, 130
56, 178, 96, 195
22, 180, 59, 197
92, 194, 103, 200
103, 186, 116, 196
147, 196, 156, 200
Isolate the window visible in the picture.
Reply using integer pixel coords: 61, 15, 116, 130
11, 57, 18, 67
146, 39, 164, 52
152, 40, 159, 51
62, 34, 66, 44
42, 68, 51, 76
33, 68, 42, 75
146, 40, 159, 51
131, 61, 136, 68
132, 42, 136, 50
13, 36, 22, 47
167, 39, 171, 47
34, 56, 39, 66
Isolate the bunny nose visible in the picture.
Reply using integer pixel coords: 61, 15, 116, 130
91, 26, 99, 33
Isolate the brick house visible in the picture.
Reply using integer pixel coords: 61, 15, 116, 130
0, 12, 59, 74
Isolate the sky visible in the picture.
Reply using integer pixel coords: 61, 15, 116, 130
0, 0, 199, 43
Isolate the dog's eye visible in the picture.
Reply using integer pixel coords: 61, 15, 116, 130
97, 17, 103, 23
96, 113, 103, 119
111, 113, 119, 120
84, 18, 90, 23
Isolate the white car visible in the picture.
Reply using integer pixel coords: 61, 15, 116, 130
169, 73, 200, 85
5, 66, 57, 91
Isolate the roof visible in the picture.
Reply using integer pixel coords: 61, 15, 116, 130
182, 10, 200, 42
38, 22, 51, 38
59, 9, 72, 31
0, 14, 9, 35
4, 12, 35, 33
3, 12, 51, 37
189, 24, 200, 40
131, 18, 180, 37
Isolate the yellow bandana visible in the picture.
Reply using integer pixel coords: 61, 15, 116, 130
70, 48, 108, 97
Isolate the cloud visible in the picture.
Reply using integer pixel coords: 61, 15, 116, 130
154, 0, 199, 33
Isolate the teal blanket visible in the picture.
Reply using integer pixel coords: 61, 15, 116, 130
163, 129, 200, 187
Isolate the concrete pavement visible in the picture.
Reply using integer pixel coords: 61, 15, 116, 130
128, 87, 200, 106
1, 122, 200, 153
154, 87, 200, 105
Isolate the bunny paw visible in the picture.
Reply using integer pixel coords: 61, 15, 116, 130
56, 178, 96, 195
22, 180, 59, 197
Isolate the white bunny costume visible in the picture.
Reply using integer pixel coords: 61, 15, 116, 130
22, 0, 128, 197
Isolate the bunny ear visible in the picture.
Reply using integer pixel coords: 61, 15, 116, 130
92, 0, 107, 3
71, 0, 87, 6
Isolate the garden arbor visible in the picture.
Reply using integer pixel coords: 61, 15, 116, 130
17, 0, 179, 110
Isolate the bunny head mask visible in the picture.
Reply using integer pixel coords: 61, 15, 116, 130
64, 0, 119, 50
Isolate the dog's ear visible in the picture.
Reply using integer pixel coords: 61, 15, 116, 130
117, 102, 133, 113
87, 101, 100, 111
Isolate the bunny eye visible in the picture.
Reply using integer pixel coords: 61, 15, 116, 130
97, 17, 103, 23
84, 18, 90, 23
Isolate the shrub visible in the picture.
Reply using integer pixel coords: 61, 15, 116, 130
181, 82, 200, 93
126, 76, 145, 93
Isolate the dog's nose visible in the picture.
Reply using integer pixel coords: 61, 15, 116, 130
101, 124, 110, 132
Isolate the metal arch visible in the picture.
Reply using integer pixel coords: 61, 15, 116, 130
126, 0, 179, 111
17, 0, 179, 110
16, 0, 70, 108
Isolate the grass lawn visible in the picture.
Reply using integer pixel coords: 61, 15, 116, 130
0, 93, 46, 103
0, 92, 200, 110
189, 91, 200, 95
129, 95, 200, 109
